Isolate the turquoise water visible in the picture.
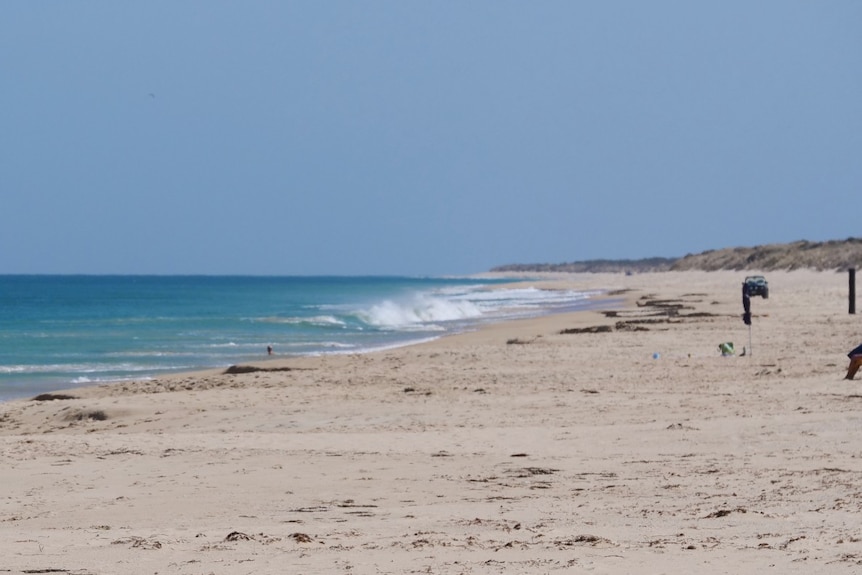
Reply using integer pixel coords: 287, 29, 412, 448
0, 275, 603, 401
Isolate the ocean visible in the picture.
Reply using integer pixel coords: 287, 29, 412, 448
0, 275, 604, 402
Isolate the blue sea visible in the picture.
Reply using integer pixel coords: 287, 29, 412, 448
0, 275, 603, 402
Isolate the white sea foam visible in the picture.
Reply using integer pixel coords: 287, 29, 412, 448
256, 315, 346, 327
107, 350, 196, 358
0, 365, 29, 374
322, 335, 443, 356
69, 374, 157, 386
462, 286, 595, 306
353, 285, 600, 330
358, 293, 483, 329
0, 363, 96, 374
0, 362, 165, 375
317, 341, 355, 349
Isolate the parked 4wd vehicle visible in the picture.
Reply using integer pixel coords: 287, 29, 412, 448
744, 275, 769, 298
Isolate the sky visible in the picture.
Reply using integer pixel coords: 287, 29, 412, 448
2, 2, 860, 276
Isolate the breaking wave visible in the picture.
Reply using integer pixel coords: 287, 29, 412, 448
357, 293, 483, 329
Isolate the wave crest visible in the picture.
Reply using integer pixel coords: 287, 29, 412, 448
358, 294, 482, 328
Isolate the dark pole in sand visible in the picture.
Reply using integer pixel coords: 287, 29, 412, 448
850, 268, 856, 315
749, 323, 752, 357
742, 282, 752, 357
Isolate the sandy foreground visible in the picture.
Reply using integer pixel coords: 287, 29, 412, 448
2, 270, 862, 574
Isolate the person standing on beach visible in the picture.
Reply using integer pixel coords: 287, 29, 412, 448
846, 344, 862, 380
267, 345, 273, 355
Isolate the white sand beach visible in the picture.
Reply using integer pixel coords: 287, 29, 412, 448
2, 270, 862, 574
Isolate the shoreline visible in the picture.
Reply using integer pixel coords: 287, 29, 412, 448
2, 270, 861, 573
0, 274, 609, 404
0, 275, 622, 404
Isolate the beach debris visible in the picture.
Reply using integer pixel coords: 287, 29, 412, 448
780, 535, 807, 550
616, 322, 651, 332
289, 532, 314, 543
704, 507, 748, 519
290, 506, 329, 513
666, 423, 699, 431
559, 325, 612, 334
554, 534, 614, 548
467, 475, 496, 483
224, 365, 305, 375
510, 467, 558, 478
224, 531, 252, 541
506, 336, 538, 344
755, 366, 782, 376
97, 448, 144, 458
636, 297, 692, 314
63, 409, 109, 422
335, 499, 377, 509
111, 536, 162, 549
683, 311, 721, 318
222, 531, 282, 544
31, 393, 77, 401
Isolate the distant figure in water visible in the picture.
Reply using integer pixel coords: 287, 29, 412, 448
267, 345, 273, 356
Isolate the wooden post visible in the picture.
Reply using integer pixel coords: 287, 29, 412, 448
748, 323, 752, 357
851, 268, 857, 315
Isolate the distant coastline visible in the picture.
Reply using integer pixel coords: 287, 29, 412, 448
491, 237, 862, 273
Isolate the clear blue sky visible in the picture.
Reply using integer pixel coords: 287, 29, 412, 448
2, 2, 860, 275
